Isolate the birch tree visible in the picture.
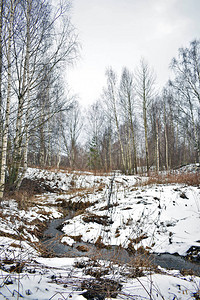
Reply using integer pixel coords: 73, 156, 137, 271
103, 68, 126, 172
61, 100, 82, 169
0, 0, 4, 154
11, 0, 78, 187
0, 0, 16, 199
119, 67, 138, 174
135, 59, 156, 172
170, 40, 200, 162
0, 0, 79, 197
86, 100, 105, 171
149, 98, 161, 172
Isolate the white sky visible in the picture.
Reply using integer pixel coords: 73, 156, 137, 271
66, 0, 200, 106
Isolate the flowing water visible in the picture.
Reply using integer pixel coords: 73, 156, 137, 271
41, 213, 200, 275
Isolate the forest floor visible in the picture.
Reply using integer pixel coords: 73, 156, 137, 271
0, 165, 200, 299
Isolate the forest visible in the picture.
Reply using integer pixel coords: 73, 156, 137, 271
0, 0, 200, 199
0, 1, 200, 299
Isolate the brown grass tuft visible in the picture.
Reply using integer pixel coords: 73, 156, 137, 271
56, 199, 93, 211
95, 236, 108, 249
139, 172, 200, 187
67, 234, 82, 242
76, 245, 89, 252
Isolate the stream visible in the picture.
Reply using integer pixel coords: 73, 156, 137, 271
41, 214, 200, 276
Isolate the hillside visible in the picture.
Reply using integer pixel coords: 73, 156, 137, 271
0, 166, 199, 299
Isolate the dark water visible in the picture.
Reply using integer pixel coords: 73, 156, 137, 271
41, 216, 200, 276
152, 253, 200, 274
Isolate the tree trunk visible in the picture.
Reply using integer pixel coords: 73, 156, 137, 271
129, 117, 137, 174
143, 103, 149, 172
113, 97, 126, 173
39, 123, 45, 167
0, 0, 14, 198
127, 125, 132, 174
156, 119, 159, 173
16, 0, 31, 189
188, 97, 200, 162
0, 0, 4, 167
57, 133, 61, 169
163, 101, 169, 170
109, 128, 112, 170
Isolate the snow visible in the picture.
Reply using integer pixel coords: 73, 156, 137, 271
122, 273, 200, 299
0, 167, 199, 299
0, 256, 199, 299
61, 236, 76, 246
61, 184, 200, 256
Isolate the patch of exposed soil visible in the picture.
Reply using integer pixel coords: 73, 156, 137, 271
5, 178, 56, 199
82, 213, 113, 226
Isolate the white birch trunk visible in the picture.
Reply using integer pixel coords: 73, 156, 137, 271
16, 0, 31, 189
0, 0, 14, 198
109, 128, 112, 170
112, 94, 126, 172
188, 97, 200, 163
143, 102, 149, 172
163, 102, 169, 170
57, 133, 61, 169
156, 119, 159, 173
0, 0, 4, 157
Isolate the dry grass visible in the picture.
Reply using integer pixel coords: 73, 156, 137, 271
73, 258, 122, 297
56, 198, 94, 211
0, 230, 19, 241
139, 172, 200, 187
67, 234, 82, 242
95, 236, 107, 249
130, 234, 148, 245
4, 178, 52, 211
65, 184, 105, 197
81, 277, 122, 298
72, 249, 159, 299
76, 245, 89, 252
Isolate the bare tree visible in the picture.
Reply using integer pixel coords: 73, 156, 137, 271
135, 59, 156, 172
0, 0, 4, 151
149, 98, 162, 172
0, 0, 79, 197
119, 67, 138, 174
170, 40, 200, 162
0, 0, 16, 199
86, 100, 105, 171
103, 67, 127, 172
61, 99, 82, 169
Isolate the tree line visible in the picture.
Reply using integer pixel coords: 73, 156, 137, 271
0, 0, 199, 199
82, 39, 200, 174
34, 39, 199, 175
0, 0, 79, 198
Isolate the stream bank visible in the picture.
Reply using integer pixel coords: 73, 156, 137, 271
41, 215, 200, 276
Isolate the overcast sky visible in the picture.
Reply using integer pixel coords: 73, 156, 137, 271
66, 0, 200, 106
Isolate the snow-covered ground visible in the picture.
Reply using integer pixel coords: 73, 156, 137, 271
0, 255, 200, 299
60, 183, 199, 256
0, 167, 199, 299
